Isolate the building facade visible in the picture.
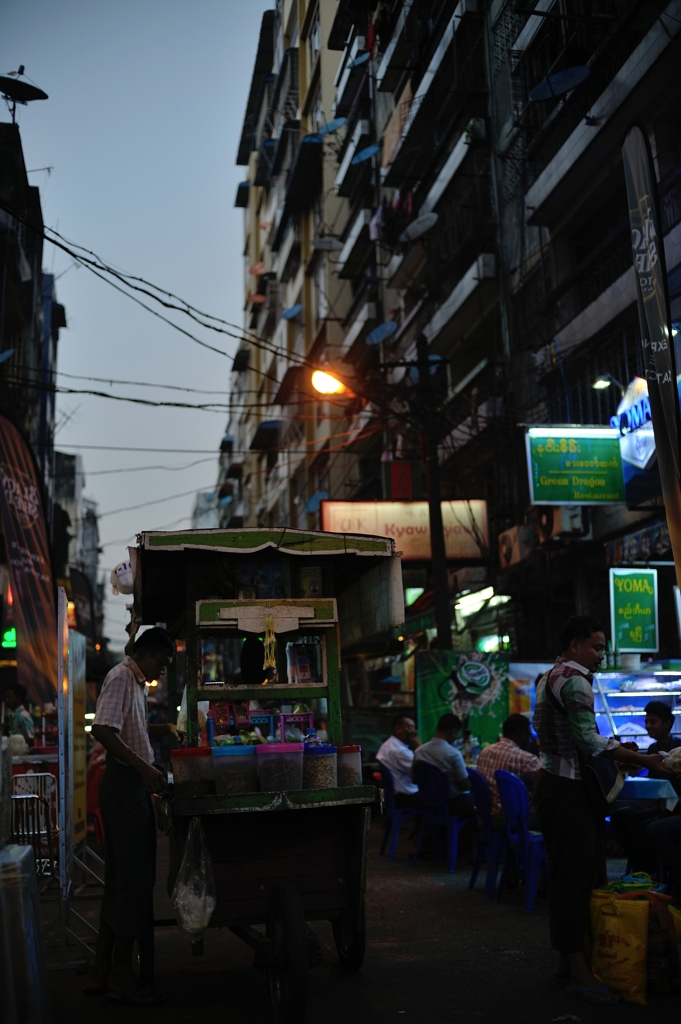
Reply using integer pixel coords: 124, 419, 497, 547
221, 0, 681, 658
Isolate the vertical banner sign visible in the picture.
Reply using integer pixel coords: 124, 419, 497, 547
0, 414, 57, 702
68, 630, 87, 846
416, 651, 508, 747
622, 127, 681, 582
609, 568, 658, 653
57, 588, 71, 900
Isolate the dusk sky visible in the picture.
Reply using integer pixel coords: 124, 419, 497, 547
2, 0, 271, 648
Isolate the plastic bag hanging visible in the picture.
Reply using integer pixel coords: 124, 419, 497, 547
263, 612, 277, 672
171, 817, 216, 945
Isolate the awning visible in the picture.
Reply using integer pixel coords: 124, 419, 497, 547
232, 348, 250, 372
226, 462, 243, 480
605, 520, 671, 566
220, 435, 234, 454
250, 420, 280, 451
234, 181, 249, 208
286, 134, 322, 207
273, 365, 303, 405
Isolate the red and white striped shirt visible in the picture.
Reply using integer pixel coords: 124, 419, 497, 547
476, 737, 541, 815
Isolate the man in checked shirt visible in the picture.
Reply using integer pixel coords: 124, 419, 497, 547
89, 626, 183, 1005
534, 615, 669, 1006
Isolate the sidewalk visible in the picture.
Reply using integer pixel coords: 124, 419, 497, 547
45, 825, 661, 1023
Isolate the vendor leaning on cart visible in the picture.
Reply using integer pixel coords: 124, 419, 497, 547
534, 615, 671, 1007
89, 626, 183, 1006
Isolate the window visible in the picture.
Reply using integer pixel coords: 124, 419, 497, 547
308, 6, 321, 70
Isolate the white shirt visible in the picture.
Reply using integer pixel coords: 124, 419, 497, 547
414, 737, 469, 798
377, 734, 418, 795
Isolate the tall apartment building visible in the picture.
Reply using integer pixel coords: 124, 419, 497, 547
221, 0, 681, 657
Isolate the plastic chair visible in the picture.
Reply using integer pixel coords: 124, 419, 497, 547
494, 769, 546, 913
467, 768, 505, 899
412, 762, 469, 873
378, 763, 421, 862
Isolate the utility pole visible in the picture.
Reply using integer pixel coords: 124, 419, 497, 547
416, 333, 452, 650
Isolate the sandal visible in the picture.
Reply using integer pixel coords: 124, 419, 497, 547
566, 984, 619, 1005
105, 984, 165, 1006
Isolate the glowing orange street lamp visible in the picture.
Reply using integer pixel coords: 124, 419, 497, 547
311, 369, 350, 396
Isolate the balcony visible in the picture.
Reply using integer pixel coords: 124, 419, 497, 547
234, 180, 249, 208
424, 254, 496, 351
335, 119, 371, 196
375, 3, 415, 94
339, 300, 378, 359
382, 2, 485, 188
334, 35, 367, 117
336, 208, 374, 279
271, 134, 323, 252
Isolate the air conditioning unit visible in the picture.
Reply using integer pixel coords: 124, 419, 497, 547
535, 506, 586, 544
498, 525, 535, 569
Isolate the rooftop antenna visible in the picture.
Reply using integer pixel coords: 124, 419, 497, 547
0, 66, 48, 124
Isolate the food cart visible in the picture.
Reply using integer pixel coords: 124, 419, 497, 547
130, 527, 404, 1022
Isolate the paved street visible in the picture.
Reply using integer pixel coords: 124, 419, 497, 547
45, 826, 659, 1024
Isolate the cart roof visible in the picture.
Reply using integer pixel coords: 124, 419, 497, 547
137, 527, 394, 557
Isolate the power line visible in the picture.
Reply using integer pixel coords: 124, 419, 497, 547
51, 457, 217, 477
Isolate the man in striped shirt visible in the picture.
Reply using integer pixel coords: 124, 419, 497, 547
533, 615, 668, 1006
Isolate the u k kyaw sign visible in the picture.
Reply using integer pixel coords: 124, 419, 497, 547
321, 499, 488, 560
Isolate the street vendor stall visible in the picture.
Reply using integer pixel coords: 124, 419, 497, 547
130, 527, 403, 1022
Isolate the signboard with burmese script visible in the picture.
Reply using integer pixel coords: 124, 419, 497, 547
526, 427, 625, 505
609, 567, 658, 653
320, 499, 488, 560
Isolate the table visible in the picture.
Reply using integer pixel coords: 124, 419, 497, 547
619, 776, 679, 813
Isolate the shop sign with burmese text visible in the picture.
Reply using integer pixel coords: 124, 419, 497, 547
526, 428, 625, 505
609, 568, 658, 653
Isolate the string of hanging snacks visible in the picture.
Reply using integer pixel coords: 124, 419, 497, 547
263, 613, 277, 673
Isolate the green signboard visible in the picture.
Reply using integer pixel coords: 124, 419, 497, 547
609, 568, 658, 653
416, 651, 508, 748
526, 428, 625, 505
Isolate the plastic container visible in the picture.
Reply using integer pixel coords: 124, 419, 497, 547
337, 744, 362, 788
256, 742, 304, 792
303, 744, 337, 790
171, 747, 215, 798
212, 745, 259, 795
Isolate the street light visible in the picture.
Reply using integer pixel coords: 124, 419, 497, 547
311, 370, 347, 395
592, 373, 625, 394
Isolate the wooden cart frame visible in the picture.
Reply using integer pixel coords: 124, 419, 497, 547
131, 527, 404, 1022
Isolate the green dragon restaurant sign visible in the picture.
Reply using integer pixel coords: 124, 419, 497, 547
609, 568, 658, 653
526, 428, 625, 505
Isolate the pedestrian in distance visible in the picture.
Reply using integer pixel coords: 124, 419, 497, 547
533, 614, 671, 1006
476, 713, 541, 829
89, 626, 184, 1006
2, 682, 35, 748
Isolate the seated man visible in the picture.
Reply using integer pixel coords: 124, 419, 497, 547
377, 715, 421, 808
476, 714, 541, 827
611, 701, 681, 871
413, 712, 474, 817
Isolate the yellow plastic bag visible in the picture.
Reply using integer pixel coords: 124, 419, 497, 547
590, 896, 649, 1004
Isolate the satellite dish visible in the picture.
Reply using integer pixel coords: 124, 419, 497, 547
282, 304, 303, 320
249, 261, 266, 276
348, 52, 370, 69
319, 117, 347, 136
351, 143, 381, 166
247, 294, 267, 304
304, 490, 329, 514
302, 132, 322, 143
0, 349, 15, 365
529, 66, 591, 102
366, 321, 398, 346
311, 237, 343, 251
0, 67, 48, 123
399, 212, 439, 243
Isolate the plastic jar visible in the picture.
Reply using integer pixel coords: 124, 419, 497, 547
212, 745, 259, 795
303, 744, 337, 790
171, 747, 215, 798
256, 742, 304, 792
337, 744, 362, 788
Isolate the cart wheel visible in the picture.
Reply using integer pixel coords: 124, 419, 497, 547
332, 910, 366, 971
266, 884, 309, 1024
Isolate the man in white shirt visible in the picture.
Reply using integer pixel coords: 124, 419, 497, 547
377, 715, 421, 807
414, 713, 475, 817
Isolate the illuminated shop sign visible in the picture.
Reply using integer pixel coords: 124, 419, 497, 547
526, 428, 625, 505
612, 377, 659, 505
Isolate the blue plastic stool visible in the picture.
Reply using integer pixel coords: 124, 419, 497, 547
412, 762, 469, 873
378, 763, 421, 862
495, 769, 546, 913
467, 768, 505, 899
